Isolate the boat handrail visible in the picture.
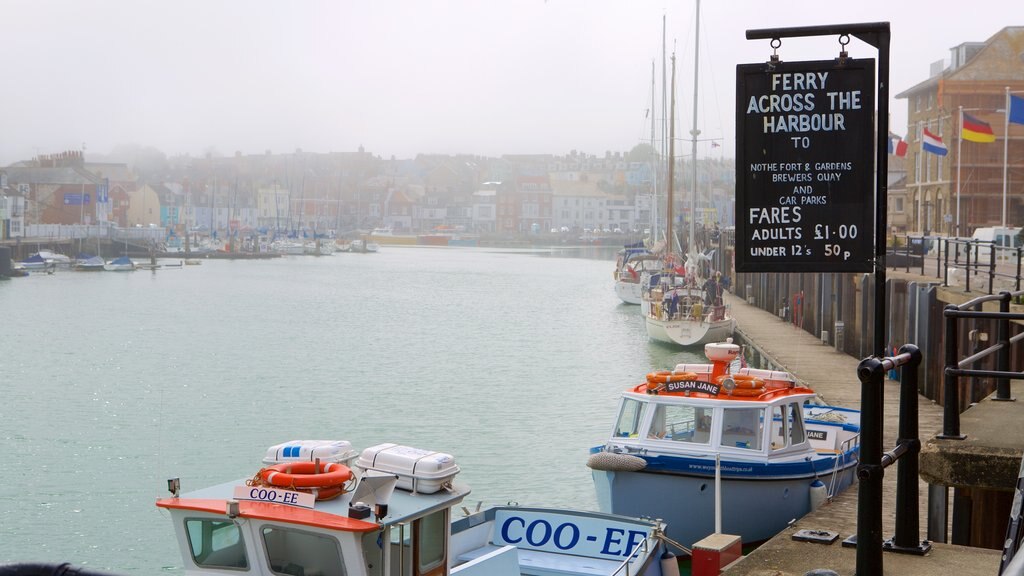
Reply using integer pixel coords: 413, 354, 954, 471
609, 533, 651, 576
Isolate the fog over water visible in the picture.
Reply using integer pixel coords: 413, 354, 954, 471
2, 0, 1016, 164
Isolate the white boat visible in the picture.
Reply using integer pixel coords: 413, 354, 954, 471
643, 270, 735, 347
33, 249, 72, 267
157, 440, 672, 576
613, 247, 663, 305
73, 254, 106, 271
271, 239, 306, 255
588, 339, 861, 553
19, 254, 55, 271
349, 239, 379, 253
104, 256, 136, 271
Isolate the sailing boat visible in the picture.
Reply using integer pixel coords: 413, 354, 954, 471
642, 8, 735, 347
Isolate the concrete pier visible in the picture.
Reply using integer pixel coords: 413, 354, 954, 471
718, 290, 1003, 576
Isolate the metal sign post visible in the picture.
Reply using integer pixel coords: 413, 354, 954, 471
743, 22, 890, 576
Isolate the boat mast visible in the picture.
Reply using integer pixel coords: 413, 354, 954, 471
661, 14, 668, 248
650, 60, 659, 245
667, 53, 676, 258
689, 0, 701, 258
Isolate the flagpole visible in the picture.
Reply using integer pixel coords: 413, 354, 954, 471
957, 106, 963, 236
1003, 86, 1009, 228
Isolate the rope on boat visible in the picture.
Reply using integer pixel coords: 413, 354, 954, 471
654, 530, 692, 556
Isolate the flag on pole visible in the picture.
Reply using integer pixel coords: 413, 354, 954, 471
922, 129, 948, 156
888, 133, 908, 157
1010, 94, 1024, 126
962, 113, 996, 143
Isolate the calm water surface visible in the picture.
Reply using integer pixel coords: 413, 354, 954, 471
0, 246, 702, 571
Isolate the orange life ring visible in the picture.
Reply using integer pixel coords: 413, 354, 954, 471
646, 371, 700, 384
260, 461, 353, 489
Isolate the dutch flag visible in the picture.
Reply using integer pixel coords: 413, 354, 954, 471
922, 128, 948, 156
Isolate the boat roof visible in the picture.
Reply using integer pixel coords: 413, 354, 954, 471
624, 382, 818, 404
157, 477, 472, 531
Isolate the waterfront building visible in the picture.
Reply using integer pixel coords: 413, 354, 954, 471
896, 26, 1024, 237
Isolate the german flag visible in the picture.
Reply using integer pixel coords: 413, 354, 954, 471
962, 113, 996, 143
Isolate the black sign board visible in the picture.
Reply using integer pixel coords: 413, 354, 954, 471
736, 58, 875, 272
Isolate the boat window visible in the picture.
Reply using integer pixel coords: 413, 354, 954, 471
615, 398, 646, 438
649, 404, 713, 444
185, 518, 249, 570
720, 407, 764, 450
770, 405, 787, 450
262, 525, 347, 576
414, 509, 447, 573
788, 403, 806, 445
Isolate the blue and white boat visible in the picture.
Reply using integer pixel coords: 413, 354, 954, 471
74, 253, 106, 271
19, 253, 55, 271
104, 256, 136, 271
588, 340, 860, 552
157, 440, 673, 576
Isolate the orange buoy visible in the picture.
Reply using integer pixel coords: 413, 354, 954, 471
260, 461, 353, 490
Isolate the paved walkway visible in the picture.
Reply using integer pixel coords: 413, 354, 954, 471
718, 291, 1001, 575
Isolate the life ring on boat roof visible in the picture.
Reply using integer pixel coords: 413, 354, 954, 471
715, 374, 765, 396
646, 371, 700, 385
260, 461, 353, 490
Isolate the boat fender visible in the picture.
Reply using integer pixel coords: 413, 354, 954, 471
809, 479, 828, 510
660, 549, 681, 576
586, 452, 647, 472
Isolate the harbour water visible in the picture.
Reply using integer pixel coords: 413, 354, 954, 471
0, 246, 704, 572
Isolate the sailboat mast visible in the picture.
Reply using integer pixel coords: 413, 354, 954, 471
651, 60, 659, 244
667, 53, 676, 257
689, 0, 701, 255
661, 14, 668, 246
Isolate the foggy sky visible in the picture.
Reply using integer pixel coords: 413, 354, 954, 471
2, 0, 1017, 165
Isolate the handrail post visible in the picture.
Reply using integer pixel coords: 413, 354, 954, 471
966, 241, 973, 292
920, 239, 926, 276
906, 235, 911, 273
936, 237, 943, 279
855, 356, 885, 575
944, 239, 950, 286
989, 245, 997, 295
995, 291, 1014, 401
940, 305, 966, 439
885, 344, 931, 554
1016, 246, 1022, 292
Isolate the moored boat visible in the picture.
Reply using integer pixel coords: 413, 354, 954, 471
19, 253, 56, 271
614, 246, 661, 305
73, 253, 106, 271
588, 339, 860, 552
104, 256, 136, 271
643, 269, 735, 347
157, 440, 672, 576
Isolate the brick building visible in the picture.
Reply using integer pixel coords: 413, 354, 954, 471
896, 26, 1024, 236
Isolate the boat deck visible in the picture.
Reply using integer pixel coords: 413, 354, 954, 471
718, 291, 1000, 575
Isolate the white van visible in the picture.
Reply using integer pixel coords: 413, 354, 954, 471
964, 226, 1022, 261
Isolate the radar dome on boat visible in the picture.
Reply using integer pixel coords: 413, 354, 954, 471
262, 440, 358, 465
704, 339, 740, 363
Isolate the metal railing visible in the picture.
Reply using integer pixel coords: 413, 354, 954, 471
854, 344, 930, 576
890, 235, 1024, 294
939, 290, 1024, 439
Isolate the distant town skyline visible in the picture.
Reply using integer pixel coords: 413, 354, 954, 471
2, 1, 1017, 165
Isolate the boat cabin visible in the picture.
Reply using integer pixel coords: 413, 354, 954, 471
608, 369, 860, 461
